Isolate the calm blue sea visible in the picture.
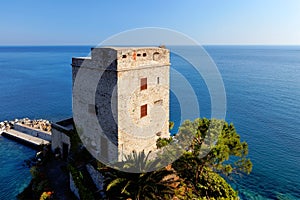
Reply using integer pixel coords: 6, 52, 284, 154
0, 46, 299, 199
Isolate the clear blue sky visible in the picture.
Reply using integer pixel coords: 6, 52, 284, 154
1, 0, 300, 45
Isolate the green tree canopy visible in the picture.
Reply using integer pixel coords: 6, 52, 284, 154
171, 118, 252, 199
102, 118, 252, 199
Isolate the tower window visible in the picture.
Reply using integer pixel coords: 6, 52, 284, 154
153, 52, 160, 61
100, 136, 108, 160
157, 77, 160, 84
141, 104, 147, 118
88, 104, 97, 114
140, 77, 147, 90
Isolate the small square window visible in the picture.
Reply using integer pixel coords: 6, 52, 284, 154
141, 78, 147, 90
141, 104, 147, 118
100, 136, 108, 160
88, 104, 97, 114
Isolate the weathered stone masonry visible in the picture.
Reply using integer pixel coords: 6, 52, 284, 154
72, 47, 170, 161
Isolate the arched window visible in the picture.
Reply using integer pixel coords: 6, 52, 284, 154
153, 52, 160, 61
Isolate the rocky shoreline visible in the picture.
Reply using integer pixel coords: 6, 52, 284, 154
0, 118, 52, 132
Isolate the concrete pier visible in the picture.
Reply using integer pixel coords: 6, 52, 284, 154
1, 129, 50, 148
0, 118, 52, 149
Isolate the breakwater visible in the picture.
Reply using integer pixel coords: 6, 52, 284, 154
0, 118, 52, 148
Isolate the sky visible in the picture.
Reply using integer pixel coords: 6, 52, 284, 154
1, 0, 300, 45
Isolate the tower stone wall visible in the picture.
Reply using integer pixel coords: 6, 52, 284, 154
72, 47, 170, 162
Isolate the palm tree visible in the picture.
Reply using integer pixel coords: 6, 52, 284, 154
103, 150, 179, 200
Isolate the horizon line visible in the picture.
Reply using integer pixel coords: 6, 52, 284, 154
1, 43, 300, 47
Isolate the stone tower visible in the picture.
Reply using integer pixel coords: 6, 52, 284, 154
72, 47, 170, 162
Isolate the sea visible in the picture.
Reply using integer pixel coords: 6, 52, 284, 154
0, 45, 299, 199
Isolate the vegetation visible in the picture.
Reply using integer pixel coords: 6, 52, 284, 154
68, 164, 94, 200
18, 146, 54, 200
102, 150, 179, 200
27, 117, 250, 200
17, 165, 53, 200
102, 118, 252, 200
169, 121, 174, 130
67, 128, 98, 199
156, 137, 173, 149
171, 118, 252, 199
39, 191, 53, 200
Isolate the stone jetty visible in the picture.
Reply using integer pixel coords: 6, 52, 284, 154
0, 118, 52, 148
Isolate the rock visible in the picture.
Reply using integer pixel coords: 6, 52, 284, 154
0, 117, 52, 132
42, 124, 47, 131
46, 126, 51, 132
